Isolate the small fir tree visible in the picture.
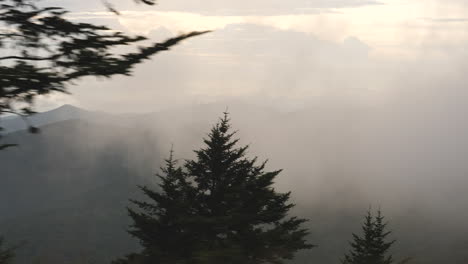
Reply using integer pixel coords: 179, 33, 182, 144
114, 148, 195, 264
117, 113, 313, 264
342, 209, 395, 264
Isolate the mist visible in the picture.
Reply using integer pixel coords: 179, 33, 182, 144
2, 0, 468, 263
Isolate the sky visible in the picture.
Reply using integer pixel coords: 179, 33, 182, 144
34, 0, 468, 113
11, 2, 468, 258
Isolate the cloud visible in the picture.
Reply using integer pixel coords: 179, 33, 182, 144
32, 17, 468, 225
420, 17, 468, 23
29, 2, 468, 253
152, 0, 383, 15
64, 23, 380, 113
64, 0, 468, 59
42, 0, 382, 15
116, 11, 244, 34
33, 0, 468, 116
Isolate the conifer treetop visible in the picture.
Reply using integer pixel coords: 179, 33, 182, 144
342, 209, 395, 264
118, 113, 314, 264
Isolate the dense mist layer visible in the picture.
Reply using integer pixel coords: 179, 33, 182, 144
2, 101, 468, 263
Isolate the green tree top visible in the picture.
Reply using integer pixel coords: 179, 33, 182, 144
342, 209, 395, 264
117, 113, 313, 264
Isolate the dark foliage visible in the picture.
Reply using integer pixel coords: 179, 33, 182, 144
342, 209, 395, 264
0, 0, 208, 149
116, 113, 313, 264
134, 0, 156, 5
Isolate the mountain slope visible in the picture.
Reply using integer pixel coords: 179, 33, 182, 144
0, 118, 162, 263
0, 104, 113, 134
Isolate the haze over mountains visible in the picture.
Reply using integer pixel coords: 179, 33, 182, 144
2, 104, 468, 263
1, 105, 91, 134
0, 106, 160, 263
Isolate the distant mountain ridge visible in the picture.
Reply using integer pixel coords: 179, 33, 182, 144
1, 104, 93, 133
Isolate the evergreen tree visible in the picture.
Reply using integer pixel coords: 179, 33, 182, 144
0, 0, 208, 149
117, 113, 313, 264
342, 209, 395, 264
114, 148, 196, 264
0, 0, 207, 116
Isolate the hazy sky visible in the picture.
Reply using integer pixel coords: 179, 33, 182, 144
35, 0, 468, 113
12, 2, 468, 260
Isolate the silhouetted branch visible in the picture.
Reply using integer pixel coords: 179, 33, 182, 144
0, 143, 17, 150
0, 0, 210, 122
134, 0, 156, 5
0, 55, 59, 61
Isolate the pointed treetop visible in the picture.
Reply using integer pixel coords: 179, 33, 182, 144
342, 208, 395, 264
168, 143, 175, 162
218, 110, 231, 134
119, 112, 313, 264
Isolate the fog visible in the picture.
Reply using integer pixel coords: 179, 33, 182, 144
133, 88, 468, 262
3, 0, 468, 262
48, 19, 468, 221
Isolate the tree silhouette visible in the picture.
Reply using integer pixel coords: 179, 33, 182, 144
116, 113, 313, 264
0, 0, 208, 148
342, 209, 395, 264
